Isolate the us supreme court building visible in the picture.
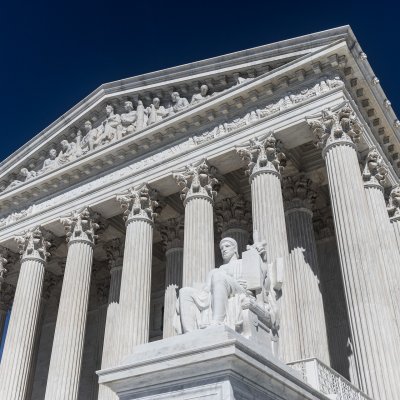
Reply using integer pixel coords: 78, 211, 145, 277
0, 26, 399, 400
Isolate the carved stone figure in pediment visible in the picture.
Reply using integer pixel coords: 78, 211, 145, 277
80, 121, 100, 152
146, 97, 168, 125
169, 92, 189, 114
57, 139, 81, 166
39, 149, 58, 174
7, 168, 37, 190
120, 101, 137, 135
100, 105, 123, 144
135, 100, 147, 131
175, 236, 283, 354
191, 84, 210, 105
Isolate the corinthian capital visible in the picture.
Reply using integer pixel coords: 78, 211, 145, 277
306, 103, 363, 151
0, 247, 8, 283
0, 283, 16, 310
14, 226, 52, 263
282, 175, 317, 212
104, 238, 125, 269
60, 207, 100, 246
158, 217, 184, 251
388, 186, 400, 220
362, 148, 388, 188
116, 183, 159, 224
215, 195, 252, 233
173, 159, 221, 204
237, 132, 286, 178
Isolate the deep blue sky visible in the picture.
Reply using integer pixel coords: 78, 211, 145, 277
0, 0, 398, 162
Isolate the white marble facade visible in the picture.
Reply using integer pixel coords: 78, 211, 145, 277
0, 26, 399, 399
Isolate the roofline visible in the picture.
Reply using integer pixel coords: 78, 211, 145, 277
0, 26, 355, 170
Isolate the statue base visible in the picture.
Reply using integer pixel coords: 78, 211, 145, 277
97, 326, 329, 399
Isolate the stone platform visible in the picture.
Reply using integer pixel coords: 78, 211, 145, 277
97, 326, 329, 399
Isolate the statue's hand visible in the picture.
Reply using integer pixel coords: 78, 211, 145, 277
237, 279, 247, 290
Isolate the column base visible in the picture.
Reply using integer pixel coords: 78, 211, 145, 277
97, 326, 330, 400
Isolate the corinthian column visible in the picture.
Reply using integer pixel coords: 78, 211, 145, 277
282, 175, 330, 364
0, 227, 51, 400
307, 104, 400, 399
173, 160, 221, 287
98, 238, 124, 400
159, 217, 184, 338
215, 195, 251, 256
363, 149, 400, 328
116, 184, 158, 358
45, 207, 100, 400
237, 133, 287, 357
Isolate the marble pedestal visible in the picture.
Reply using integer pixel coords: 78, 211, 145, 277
97, 326, 329, 400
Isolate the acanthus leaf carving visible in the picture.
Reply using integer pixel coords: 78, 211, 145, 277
388, 186, 400, 220
0, 282, 16, 310
104, 238, 125, 269
116, 183, 159, 223
237, 132, 286, 177
173, 159, 222, 203
282, 174, 317, 211
60, 207, 100, 245
362, 147, 388, 188
14, 226, 52, 262
158, 217, 184, 251
215, 195, 252, 233
306, 103, 363, 151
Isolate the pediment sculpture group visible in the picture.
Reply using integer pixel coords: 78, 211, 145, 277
4, 83, 226, 192
3, 75, 343, 194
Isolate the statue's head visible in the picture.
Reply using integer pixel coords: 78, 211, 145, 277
124, 101, 133, 112
200, 84, 208, 96
171, 92, 179, 102
49, 148, 57, 159
106, 104, 114, 115
84, 120, 92, 132
153, 97, 160, 107
219, 237, 239, 263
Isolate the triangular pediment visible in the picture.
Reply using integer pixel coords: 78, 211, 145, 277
1, 25, 399, 224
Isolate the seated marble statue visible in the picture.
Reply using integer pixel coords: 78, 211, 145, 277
175, 236, 283, 352
38, 149, 58, 174
7, 168, 37, 190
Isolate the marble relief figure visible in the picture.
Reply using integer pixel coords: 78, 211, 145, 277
120, 101, 137, 135
190, 84, 210, 105
169, 91, 190, 114
146, 97, 168, 125
100, 105, 123, 144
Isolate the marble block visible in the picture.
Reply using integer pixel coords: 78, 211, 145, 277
97, 325, 330, 400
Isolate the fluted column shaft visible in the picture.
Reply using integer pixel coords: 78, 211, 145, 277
45, 208, 99, 400
98, 265, 122, 400
44, 241, 94, 400
183, 196, 215, 287
284, 205, 330, 364
0, 228, 49, 400
0, 258, 44, 400
324, 143, 400, 398
118, 218, 153, 357
163, 248, 183, 338
364, 183, 400, 328
250, 171, 289, 360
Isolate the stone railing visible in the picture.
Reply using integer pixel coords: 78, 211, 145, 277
288, 358, 371, 400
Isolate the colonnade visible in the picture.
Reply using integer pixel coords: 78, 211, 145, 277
0, 103, 400, 400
